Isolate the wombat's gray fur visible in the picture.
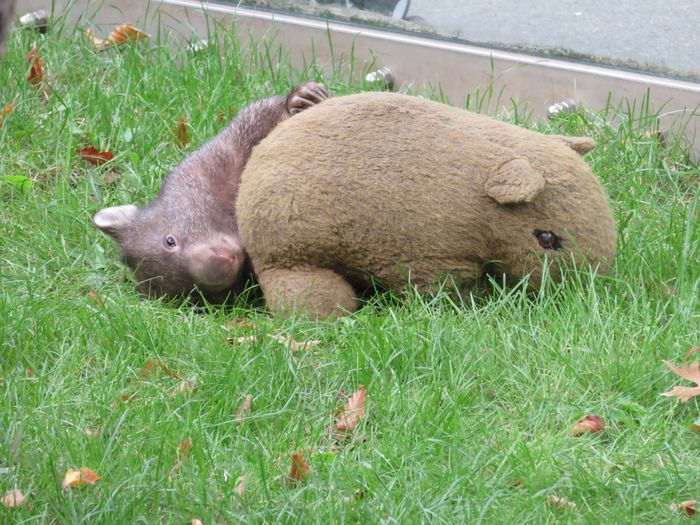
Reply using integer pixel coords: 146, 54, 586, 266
93, 82, 329, 303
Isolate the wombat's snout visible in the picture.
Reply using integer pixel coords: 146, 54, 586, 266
189, 239, 244, 291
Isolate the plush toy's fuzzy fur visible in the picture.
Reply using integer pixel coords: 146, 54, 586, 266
238, 92, 617, 318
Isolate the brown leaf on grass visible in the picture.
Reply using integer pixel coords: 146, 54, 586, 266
102, 174, 119, 185
2, 489, 25, 508
169, 380, 198, 398
191, 520, 204, 525
25, 368, 34, 378
217, 107, 236, 125
86, 289, 104, 307
27, 48, 44, 85
84, 29, 106, 50
289, 453, 311, 485
174, 116, 189, 147
76, 146, 114, 165
235, 394, 253, 422
269, 334, 321, 351
570, 415, 605, 436
173, 438, 192, 469
235, 475, 247, 497
61, 467, 100, 490
112, 392, 137, 407
86, 24, 149, 51
84, 427, 100, 438
225, 318, 257, 331
140, 359, 181, 380
227, 335, 258, 347
661, 360, 700, 403
110, 393, 136, 408
336, 386, 367, 438
685, 346, 700, 359
547, 495, 576, 510
108, 24, 149, 45
0, 101, 14, 129
670, 500, 697, 516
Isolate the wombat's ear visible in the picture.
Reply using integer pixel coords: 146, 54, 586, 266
551, 135, 597, 155
93, 205, 139, 239
485, 157, 545, 204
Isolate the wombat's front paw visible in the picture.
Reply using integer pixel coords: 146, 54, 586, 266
287, 82, 330, 115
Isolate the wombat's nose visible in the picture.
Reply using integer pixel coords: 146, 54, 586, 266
190, 243, 243, 291
211, 246, 239, 261
208, 246, 241, 278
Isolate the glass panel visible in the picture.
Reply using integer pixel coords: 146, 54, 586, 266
237, 1, 699, 82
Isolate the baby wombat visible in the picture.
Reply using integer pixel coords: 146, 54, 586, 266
93, 82, 329, 303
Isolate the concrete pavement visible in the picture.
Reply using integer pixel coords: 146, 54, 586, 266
408, 0, 699, 80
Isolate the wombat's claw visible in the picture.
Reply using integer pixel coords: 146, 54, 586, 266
287, 82, 330, 115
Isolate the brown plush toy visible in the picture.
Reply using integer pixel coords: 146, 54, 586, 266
237, 92, 617, 318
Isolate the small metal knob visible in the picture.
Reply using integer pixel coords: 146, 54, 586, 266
365, 66, 394, 90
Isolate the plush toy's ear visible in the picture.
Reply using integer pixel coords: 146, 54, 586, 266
485, 158, 545, 204
551, 135, 597, 155
93, 204, 139, 240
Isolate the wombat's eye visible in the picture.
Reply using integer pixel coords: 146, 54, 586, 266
533, 229, 562, 250
164, 236, 177, 248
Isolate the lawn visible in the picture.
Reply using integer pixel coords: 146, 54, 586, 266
0, 16, 698, 525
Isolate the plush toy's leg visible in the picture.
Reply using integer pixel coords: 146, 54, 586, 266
257, 267, 358, 319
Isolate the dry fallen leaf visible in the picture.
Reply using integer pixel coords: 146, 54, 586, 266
217, 107, 236, 125
173, 380, 197, 396
172, 438, 193, 470
685, 346, 700, 359
227, 335, 258, 347
570, 414, 605, 436
269, 334, 321, 351
76, 146, 114, 165
84, 427, 100, 438
225, 318, 257, 331
140, 359, 181, 379
84, 29, 106, 50
86, 24, 149, 51
174, 115, 189, 147
26, 48, 44, 85
118, 393, 136, 403
235, 474, 247, 497
102, 174, 119, 185
289, 453, 311, 485
670, 500, 697, 516
336, 386, 367, 438
61, 467, 100, 490
191, 520, 203, 525
1, 489, 25, 508
236, 394, 253, 422
109, 24, 149, 45
0, 101, 14, 129
86, 289, 104, 307
547, 495, 576, 510
661, 360, 700, 403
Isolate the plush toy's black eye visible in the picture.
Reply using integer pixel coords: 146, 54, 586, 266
533, 229, 562, 250
165, 236, 177, 248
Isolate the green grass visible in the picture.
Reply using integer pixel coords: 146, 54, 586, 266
1, 18, 699, 525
